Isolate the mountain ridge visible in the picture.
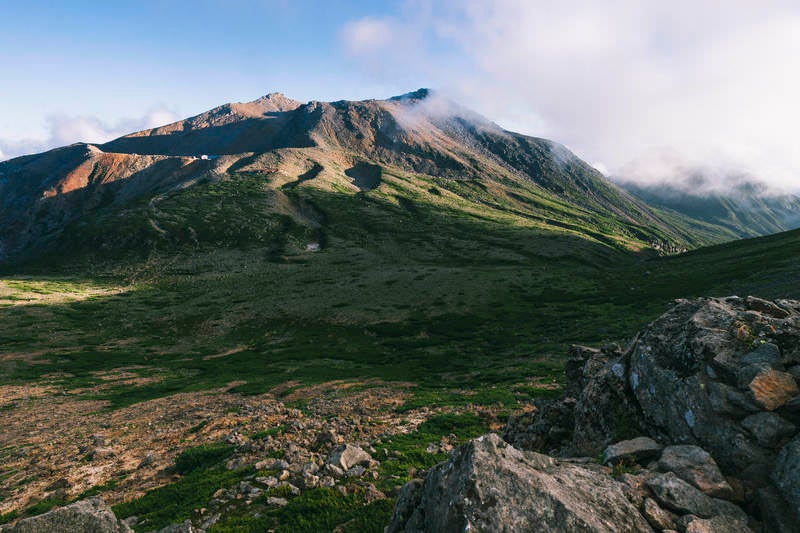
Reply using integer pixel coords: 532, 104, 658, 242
0, 88, 706, 265
3, 89, 798, 267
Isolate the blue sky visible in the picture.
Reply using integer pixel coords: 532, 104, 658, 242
2, 1, 799, 191
0, 0, 418, 143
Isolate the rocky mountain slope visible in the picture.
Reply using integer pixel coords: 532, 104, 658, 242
0, 89, 748, 266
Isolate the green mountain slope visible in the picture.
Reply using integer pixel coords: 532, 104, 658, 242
1, 90, 735, 267
2, 90, 798, 405
619, 177, 800, 241
2, 165, 798, 407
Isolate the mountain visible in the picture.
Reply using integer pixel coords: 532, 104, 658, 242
619, 175, 800, 240
2, 90, 800, 530
1, 89, 729, 266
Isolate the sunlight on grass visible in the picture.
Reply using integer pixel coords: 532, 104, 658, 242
0, 278, 128, 306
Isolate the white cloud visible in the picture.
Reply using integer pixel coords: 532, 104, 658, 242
341, 17, 397, 55
342, 1, 800, 192
0, 107, 179, 161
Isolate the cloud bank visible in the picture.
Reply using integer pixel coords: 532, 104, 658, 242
341, 1, 800, 192
0, 108, 178, 162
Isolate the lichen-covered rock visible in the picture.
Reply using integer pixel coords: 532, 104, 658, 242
626, 297, 800, 476
386, 434, 653, 532
0, 498, 131, 533
747, 369, 799, 411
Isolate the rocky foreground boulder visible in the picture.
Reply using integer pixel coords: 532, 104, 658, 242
386, 433, 653, 532
391, 297, 800, 532
0, 498, 131, 533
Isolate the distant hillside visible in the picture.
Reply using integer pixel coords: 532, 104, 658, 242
617, 170, 800, 242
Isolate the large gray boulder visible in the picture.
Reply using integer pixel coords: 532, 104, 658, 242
386, 433, 654, 533
629, 298, 774, 472
500, 296, 800, 529
511, 298, 800, 468
504, 344, 643, 456
0, 498, 131, 533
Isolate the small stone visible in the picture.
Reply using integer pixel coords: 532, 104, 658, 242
740, 412, 796, 448
683, 515, 753, 533
745, 296, 790, 319
641, 497, 677, 530
225, 431, 248, 446
254, 458, 277, 471
255, 476, 278, 488
0, 497, 132, 532
326, 444, 372, 470
324, 463, 345, 478
155, 519, 198, 532
315, 429, 343, 448
646, 472, 717, 517
266, 496, 288, 507
345, 465, 366, 478
302, 472, 320, 489
362, 483, 386, 503
276, 481, 301, 496
88, 447, 115, 460
658, 445, 733, 499
603, 437, 662, 465
741, 343, 782, 369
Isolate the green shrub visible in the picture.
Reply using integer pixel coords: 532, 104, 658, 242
174, 443, 234, 474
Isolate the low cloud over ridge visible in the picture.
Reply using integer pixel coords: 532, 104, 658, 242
0, 108, 178, 162
341, 1, 800, 192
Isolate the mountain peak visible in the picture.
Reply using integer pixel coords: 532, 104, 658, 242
251, 92, 302, 112
388, 88, 433, 103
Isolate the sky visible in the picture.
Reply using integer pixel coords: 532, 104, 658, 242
2, 1, 799, 191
